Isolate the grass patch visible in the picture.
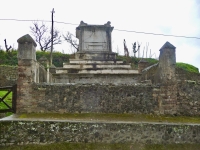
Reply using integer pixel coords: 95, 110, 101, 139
0, 91, 13, 116
1, 143, 200, 150
18, 113, 200, 124
176, 62, 199, 73
145, 58, 159, 64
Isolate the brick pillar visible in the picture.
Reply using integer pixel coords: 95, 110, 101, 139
16, 34, 37, 113
155, 41, 177, 115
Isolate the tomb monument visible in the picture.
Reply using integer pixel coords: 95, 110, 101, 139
54, 21, 139, 83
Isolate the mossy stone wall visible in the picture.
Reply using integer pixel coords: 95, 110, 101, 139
20, 83, 156, 114
1, 121, 200, 146
0, 66, 17, 87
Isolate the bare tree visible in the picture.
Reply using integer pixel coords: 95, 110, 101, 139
63, 32, 79, 52
146, 42, 149, 58
123, 39, 129, 57
4, 39, 12, 52
132, 42, 141, 57
30, 22, 61, 51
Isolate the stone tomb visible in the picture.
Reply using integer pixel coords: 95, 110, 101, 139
54, 21, 139, 84
75, 21, 115, 60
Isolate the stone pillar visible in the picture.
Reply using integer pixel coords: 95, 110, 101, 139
49, 64, 56, 74
38, 56, 49, 83
154, 41, 177, 115
16, 34, 37, 113
38, 56, 48, 67
138, 59, 149, 73
156, 41, 176, 84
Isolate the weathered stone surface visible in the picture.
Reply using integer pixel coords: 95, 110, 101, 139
76, 21, 113, 53
0, 121, 200, 145
138, 59, 149, 73
17, 34, 37, 60
53, 74, 139, 84
17, 34, 37, 46
0, 66, 17, 87
177, 81, 200, 115
19, 83, 156, 114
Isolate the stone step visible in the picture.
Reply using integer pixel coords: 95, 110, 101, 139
56, 69, 138, 74
67, 59, 124, 64
63, 64, 131, 69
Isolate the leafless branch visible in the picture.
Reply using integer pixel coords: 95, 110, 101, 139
30, 22, 61, 51
63, 32, 79, 52
4, 39, 12, 52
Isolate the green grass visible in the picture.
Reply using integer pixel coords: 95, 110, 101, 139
145, 58, 159, 64
176, 62, 199, 73
0, 91, 13, 116
18, 113, 200, 124
1, 143, 200, 150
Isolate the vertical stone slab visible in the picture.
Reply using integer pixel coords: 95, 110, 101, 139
155, 42, 177, 114
16, 34, 37, 113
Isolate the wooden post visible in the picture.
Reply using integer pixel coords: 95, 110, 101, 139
50, 8, 55, 66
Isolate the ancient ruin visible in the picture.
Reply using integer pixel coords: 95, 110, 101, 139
55, 21, 138, 84
0, 21, 200, 146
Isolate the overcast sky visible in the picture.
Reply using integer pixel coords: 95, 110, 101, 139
0, 0, 200, 70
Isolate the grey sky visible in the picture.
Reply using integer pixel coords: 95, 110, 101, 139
0, 0, 199, 70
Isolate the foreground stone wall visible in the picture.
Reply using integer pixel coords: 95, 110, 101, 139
1, 120, 200, 145
15, 81, 200, 115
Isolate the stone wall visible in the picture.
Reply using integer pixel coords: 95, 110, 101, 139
176, 68, 200, 82
153, 84, 177, 115
18, 83, 156, 114
14, 81, 200, 115
140, 66, 200, 84
0, 65, 18, 87
177, 81, 200, 116
140, 63, 158, 83
0, 63, 53, 87
1, 120, 200, 145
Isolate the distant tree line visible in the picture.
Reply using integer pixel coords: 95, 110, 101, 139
0, 50, 198, 73
0, 50, 71, 67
